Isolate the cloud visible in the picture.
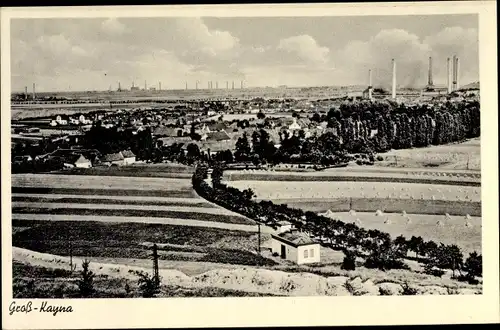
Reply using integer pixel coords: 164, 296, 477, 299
101, 18, 126, 35
277, 35, 330, 64
337, 27, 478, 87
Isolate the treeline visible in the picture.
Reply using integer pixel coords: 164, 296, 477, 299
319, 100, 480, 153
192, 164, 482, 283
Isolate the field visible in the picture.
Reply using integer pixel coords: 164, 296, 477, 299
377, 138, 481, 170
227, 180, 481, 202
11, 173, 255, 230
55, 162, 194, 179
322, 212, 481, 254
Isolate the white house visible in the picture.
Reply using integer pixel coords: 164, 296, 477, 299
271, 230, 321, 265
121, 150, 136, 165
288, 118, 301, 130
64, 154, 92, 168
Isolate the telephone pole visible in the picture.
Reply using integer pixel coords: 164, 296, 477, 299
257, 223, 261, 254
152, 244, 159, 286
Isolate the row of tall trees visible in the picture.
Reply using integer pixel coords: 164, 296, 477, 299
323, 100, 480, 153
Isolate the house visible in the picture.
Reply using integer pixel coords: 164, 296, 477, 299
207, 122, 227, 132
153, 126, 183, 137
121, 150, 136, 165
288, 118, 301, 131
64, 154, 92, 168
275, 220, 294, 233
100, 152, 125, 166
271, 230, 320, 265
206, 130, 231, 142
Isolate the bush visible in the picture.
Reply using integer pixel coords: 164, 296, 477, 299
356, 159, 363, 166
272, 252, 279, 257
341, 251, 356, 271
401, 282, 418, 295
423, 264, 446, 278
77, 259, 95, 298
376, 155, 384, 161
135, 271, 161, 298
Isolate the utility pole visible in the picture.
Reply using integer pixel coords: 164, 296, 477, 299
69, 240, 73, 273
152, 244, 159, 286
257, 223, 261, 254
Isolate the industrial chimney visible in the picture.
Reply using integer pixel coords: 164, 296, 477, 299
452, 55, 457, 91
428, 57, 434, 87
144, 80, 147, 90
216, 81, 218, 89
118, 82, 121, 92
226, 81, 229, 89
232, 81, 234, 90
24, 86, 28, 100
240, 80, 243, 89
159, 82, 162, 91
455, 57, 460, 90
447, 57, 452, 93
368, 69, 373, 100
391, 59, 396, 99
32, 83, 36, 100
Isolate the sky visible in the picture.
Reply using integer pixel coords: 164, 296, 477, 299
10, 15, 479, 92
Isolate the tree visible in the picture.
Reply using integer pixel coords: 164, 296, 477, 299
234, 132, 251, 161
463, 251, 482, 280
78, 259, 95, 298
211, 162, 224, 188
408, 236, 424, 257
186, 143, 201, 164
257, 111, 266, 119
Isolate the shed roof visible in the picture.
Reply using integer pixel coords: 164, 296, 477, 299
121, 150, 136, 158
272, 230, 317, 247
101, 152, 124, 162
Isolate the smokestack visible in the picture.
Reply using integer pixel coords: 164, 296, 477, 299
391, 59, 396, 99
24, 86, 28, 100
196, 81, 199, 90
144, 80, 147, 90
216, 81, 218, 89
185, 82, 188, 90
368, 69, 373, 100
240, 81, 243, 89
226, 81, 229, 89
428, 56, 433, 86
32, 83, 36, 100
447, 58, 452, 93
232, 81, 234, 90
452, 55, 457, 91
455, 57, 460, 90
159, 82, 161, 91
118, 82, 121, 91
132, 81, 135, 88
208, 81, 210, 89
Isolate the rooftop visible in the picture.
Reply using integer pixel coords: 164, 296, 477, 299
273, 230, 317, 247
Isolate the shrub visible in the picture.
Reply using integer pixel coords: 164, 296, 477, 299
369, 154, 375, 162
77, 259, 95, 298
378, 286, 392, 296
423, 264, 446, 278
272, 252, 279, 257
356, 159, 363, 166
376, 155, 384, 161
135, 271, 161, 298
341, 251, 356, 271
401, 282, 418, 295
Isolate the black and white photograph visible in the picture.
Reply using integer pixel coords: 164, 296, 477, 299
1, 2, 499, 329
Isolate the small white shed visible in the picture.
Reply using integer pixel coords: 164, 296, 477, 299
271, 230, 320, 265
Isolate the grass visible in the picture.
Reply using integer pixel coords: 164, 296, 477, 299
13, 262, 278, 298
13, 221, 274, 268
12, 196, 216, 208
226, 173, 480, 187
276, 197, 481, 217
12, 207, 253, 225
12, 187, 196, 198
55, 163, 194, 178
